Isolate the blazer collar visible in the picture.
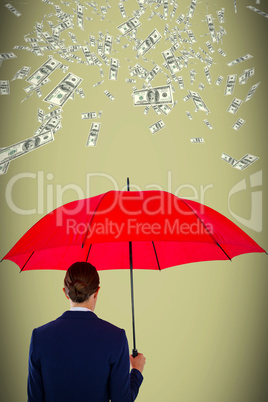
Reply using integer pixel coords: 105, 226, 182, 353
59, 310, 99, 320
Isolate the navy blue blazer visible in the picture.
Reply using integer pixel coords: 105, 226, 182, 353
27, 311, 143, 402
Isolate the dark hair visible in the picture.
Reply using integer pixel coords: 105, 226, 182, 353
64, 262, 100, 303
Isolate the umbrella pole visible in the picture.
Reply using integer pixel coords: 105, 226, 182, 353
129, 241, 138, 357
127, 177, 138, 358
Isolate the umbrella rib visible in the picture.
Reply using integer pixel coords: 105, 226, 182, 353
86, 244, 92, 262
152, 241, 161, 270
20, 251, 34, 272
180, 199, 232, 261
81, 191, 112, 248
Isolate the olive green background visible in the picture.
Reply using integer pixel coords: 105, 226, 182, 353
0, 0, 267, 401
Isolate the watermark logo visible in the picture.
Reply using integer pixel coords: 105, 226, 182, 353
228, 170, 262, 232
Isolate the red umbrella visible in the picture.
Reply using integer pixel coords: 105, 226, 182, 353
2, 179, 266, 355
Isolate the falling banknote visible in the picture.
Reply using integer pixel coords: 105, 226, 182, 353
86, 123, 101, 147
233, 154, 259, 170
0, 131, 54, 164
44, 73, 83, 107
117, 17, 141, 35
133, 85, 173, 106
26, 58, 61, 86
227, 98, 243, 114
149, 120, 165, 134
137, 29, 162, 56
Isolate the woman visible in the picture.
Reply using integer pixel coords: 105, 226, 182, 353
27, 261, 146, 401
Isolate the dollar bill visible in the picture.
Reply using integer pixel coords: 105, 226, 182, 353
239, 68, 255, 85
42, 32, 59, 49
162, 48, 181, 74
204, 119, 213, 129
176, 14, 185, 25
77, 4, 84, 30
198, 83, 205, 91
35, 118, 62, 136
69, 32, 77, 43
43, 108, 62, 121
218, 48, 226, 57
178, 76, 184, 89
44, 73, 83, 107
224, 74, 237, 96
26, 58, 61, 86
104, 35, 113, 54
0, 161, 10, 175
0, 52, 17, 60
5, 3, 21, 17
191, 137, 204, 143
221, 152, 238, 167
37, 108, 44, 123
183, 94, 191, 102
82, 46, 94, 65
186, 30, 197, 43
227, 98, 243, 114
152, 105, 162, 115
52, 19, 74, 35
159, 105, 172, 115
149, 120, 165, 134
118, 3, 127, 18
109, 58, 119, 80
0, 131, 54, 164
217, 8, 225, 23
0, 80, 10, 95
11, 66, 31, 81
93, 80, 104, 88
215, 75, 224, 86
137, 29, 162, 56
188, 0, 197, 18
81, 112, 97, 119
86, 123, 101, 147
246, 6, 268, 18
145, 65, 161, 83
204, 66, 211, 85
232, 118, 246, 131
227, 54, 253, 67
244, 82, 261, 102
125, 78, 136, 84
189, 91, 210, 114
133, 85, 173, 106
104, 90, 115, 101
205, 41, 215, 54
233, 154, 259, 170
186, 111, 193, 120
206, 15, 217, 43
117, 17, 141, 35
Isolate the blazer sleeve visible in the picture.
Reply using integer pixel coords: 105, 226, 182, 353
108, 330, 143, 402
27, 329, 45, 402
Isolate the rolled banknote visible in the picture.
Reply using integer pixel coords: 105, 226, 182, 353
0, 131, 54, 164
44, 73, 83, 107
133, 85, 173, 106
137, 29, 162, 56
227, 98, 243, 114
233, 154, 259, 170
232, 118, 246, 131
86, 123, 101, 147
26, 58, 61, 86
117, 17, 141, 35
149, 120, 165, 134
221, 152, 238, 167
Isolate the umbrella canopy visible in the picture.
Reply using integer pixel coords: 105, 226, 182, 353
3, 190, 265, 271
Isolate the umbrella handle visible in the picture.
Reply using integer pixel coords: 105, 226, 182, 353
132, 349, 138, 358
